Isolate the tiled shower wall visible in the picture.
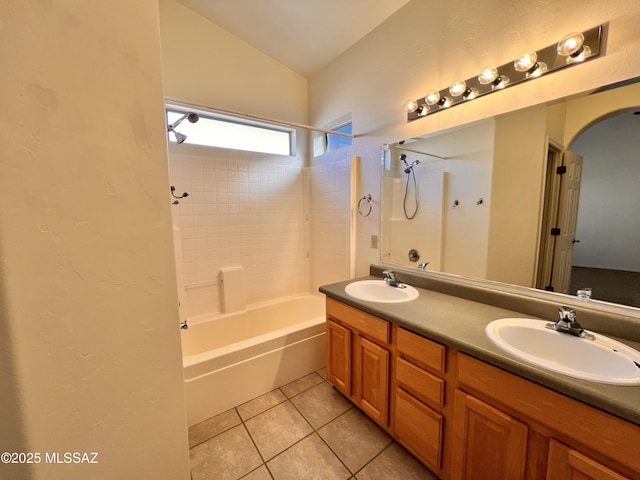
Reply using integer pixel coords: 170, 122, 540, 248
169, 151, 307, 319
310, 154, 354, 292
168, 149, 353, 321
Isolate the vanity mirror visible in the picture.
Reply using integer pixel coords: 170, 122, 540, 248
381, 78, 640, 309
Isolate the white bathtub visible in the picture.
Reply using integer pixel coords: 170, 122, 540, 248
182, 294, 326, 426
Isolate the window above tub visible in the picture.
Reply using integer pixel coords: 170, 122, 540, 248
166, 106, 295, 156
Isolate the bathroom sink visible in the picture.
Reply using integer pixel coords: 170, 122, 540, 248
344, 280, 419, 303
485, 318, 640, 385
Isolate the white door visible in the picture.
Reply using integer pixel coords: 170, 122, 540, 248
551, 151, 583, 293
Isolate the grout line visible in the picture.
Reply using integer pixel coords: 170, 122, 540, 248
190, 369, 361, 479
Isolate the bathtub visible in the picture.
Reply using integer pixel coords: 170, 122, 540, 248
182, 293, 326, 426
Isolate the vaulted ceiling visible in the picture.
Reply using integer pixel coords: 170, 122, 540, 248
177, 0, 411, 77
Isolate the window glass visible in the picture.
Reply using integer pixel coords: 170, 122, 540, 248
166, 109, 293, 156
326, 122, 353, 152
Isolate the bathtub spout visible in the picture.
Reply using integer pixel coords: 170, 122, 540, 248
180, 320, 189, 330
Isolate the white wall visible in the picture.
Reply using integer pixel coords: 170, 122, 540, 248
0, 2, 190, 479
309, 0, 640, 277
158, 0, 309, 164
488, 105, 548, 286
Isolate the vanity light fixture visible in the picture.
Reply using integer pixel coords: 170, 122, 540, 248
406, 24, 606, 122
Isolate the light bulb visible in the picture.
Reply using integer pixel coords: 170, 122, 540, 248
491, 75, 509, 90
449, 80, 467, 97
514, 52, 538, 72
405, 99, 419, 113
478, 66, 498, 85
439, 96, 452, 109
557, 32, 584, 56
527, 62, 547, 78
557, 32, 591, 63
425, 91, 441, 106
463, 88, 479, 100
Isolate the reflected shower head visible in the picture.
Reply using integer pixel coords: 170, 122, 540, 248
404, 159, 420, 174
168, 112, 200, 144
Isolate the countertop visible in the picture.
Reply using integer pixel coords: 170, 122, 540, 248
319, 276, 640, 426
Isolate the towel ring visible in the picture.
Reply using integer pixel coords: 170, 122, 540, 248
358, 194, 372, 217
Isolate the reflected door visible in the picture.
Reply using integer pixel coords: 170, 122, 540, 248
551, 151, 583, 293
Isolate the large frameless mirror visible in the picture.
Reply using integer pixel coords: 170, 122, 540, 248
382, 78, 640, 309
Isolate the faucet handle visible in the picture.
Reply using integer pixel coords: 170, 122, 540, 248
383, 270, 396, 280
558, 306, 576, 322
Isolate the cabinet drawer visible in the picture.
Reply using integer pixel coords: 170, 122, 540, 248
394, 387, 443, 472
326, 298, 390, 344
397, 328, 445, 373
396, 357, 444, 409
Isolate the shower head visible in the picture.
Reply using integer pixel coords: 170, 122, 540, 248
172, 130, 187, 144
168, 112, 200, 144
404, 159, 420, 174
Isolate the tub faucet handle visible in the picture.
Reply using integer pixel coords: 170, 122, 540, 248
180, 320, 189, 330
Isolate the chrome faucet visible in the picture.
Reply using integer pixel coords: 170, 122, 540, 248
545, 306, 595, 340
383, 270, 405, 288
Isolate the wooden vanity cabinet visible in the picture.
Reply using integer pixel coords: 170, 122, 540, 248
325, 298, 640, 480
451, 389, 528, 479
454, 354, 640, 480
392, 327, 447, 474
547, 440, 632, 480
326, 298, 391, 427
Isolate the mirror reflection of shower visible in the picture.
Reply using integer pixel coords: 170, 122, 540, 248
400, 153, 419, 219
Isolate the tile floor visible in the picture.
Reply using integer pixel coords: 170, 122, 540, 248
188, 368, 438, 480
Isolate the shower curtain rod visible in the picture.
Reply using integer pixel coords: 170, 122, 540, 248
396, 146, 447, 160
165, 98, 356, 139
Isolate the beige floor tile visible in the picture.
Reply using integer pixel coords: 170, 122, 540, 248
267, 433, 351, 480
281, 372, 325, 398
240, 465, 272, 480
188, 408, 242, 448
355, 443, 438, 480
190, 424, 262, 480
290, 381, 353, 429
316, 367, 327, 379
244, 401, 313, 460
318, 408, 392, 473
237, 388, 287, 421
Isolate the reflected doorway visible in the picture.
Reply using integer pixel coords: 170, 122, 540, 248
538, 110, 640, 307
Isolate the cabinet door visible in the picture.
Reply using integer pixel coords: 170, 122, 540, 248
452, 390, 528, 480
326, 319, 351, 397
394, 387, 443, 472
547, 440, 631, 480
357, 336, 389, 426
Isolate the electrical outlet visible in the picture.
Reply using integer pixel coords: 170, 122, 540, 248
371, 235, 379, 249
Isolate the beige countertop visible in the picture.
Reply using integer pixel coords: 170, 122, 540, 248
320, 275, 640, 426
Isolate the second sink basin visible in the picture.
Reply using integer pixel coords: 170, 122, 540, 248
345, 280, 419, 303
486, 318, 640, 385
